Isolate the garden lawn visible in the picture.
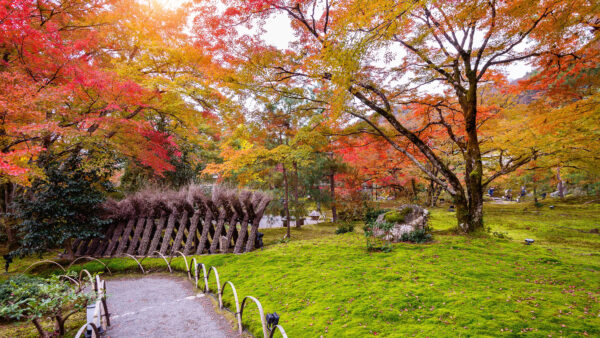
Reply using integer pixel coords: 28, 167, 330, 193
197, 202, 600, 337
3, 199, 600, 337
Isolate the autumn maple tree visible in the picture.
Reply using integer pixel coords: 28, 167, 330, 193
0, 0, 224, 249
194, 0, 598, 232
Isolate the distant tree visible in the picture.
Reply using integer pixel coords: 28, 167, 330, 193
14, 156, 112, 259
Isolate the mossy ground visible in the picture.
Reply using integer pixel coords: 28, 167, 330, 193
0, 312, 86, 338
2, 198, 600, 337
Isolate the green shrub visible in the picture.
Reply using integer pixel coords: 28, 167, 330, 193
364, 207, 389, 224
14, 155, 113, 258
335, 222, 355, 234
0, 273, 95, 337
0, 272, 96, 337
0, 275, 43, 305
364, 221, 396, 252
400, 227, 433, 244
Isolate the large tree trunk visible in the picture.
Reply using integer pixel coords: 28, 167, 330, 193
427, 178, 435, 206
457, 81, 484, 232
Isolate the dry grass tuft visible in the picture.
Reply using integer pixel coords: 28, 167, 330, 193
101, 184, 270, 219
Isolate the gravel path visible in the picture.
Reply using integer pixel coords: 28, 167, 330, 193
104, 275, 237, 338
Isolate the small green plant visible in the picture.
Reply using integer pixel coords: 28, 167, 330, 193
364, 207, 389, 224
0, 273, 96, 337
400, 227, 433, 244
364, 221, 395, 252
485, 226, 512, 239
275, 235, 291, 244
335, 222, 355, 234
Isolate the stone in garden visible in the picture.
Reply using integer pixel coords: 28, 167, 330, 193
373, 204, 429, 242
309, 210, 321, 220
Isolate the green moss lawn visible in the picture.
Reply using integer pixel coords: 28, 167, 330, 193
2, 199, 600, 337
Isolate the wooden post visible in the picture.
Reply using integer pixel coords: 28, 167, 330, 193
137, 218, 155, 256
127, 218, 146, 255
233, 193, 252, 254
115, 219, 135, 256
102, 222, 124, 257
159, 212, 179, 255
170, 210, 190, 255
93, 223, 116, 256
210, 199, 231, 254
225, 195, 244, 254
183, 210, 202, 255
245, 195, 271, 252
147, 213, 167, 255
196, 199, 217, 255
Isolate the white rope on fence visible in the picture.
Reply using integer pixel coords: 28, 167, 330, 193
22, 260, 67, 273
148, 250, 172, 273
220, 281, 242, 334
124, 254, 146, 274
194, 262, 288, 338
269, 325, 288, 338
73, 322, 100, 338
240, 295, 269, 338
58, 274, 80, 288
191, 257, 199, 288
206, 266, 221, 296
174, 251, 191, 280
67, 256, 112, 274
